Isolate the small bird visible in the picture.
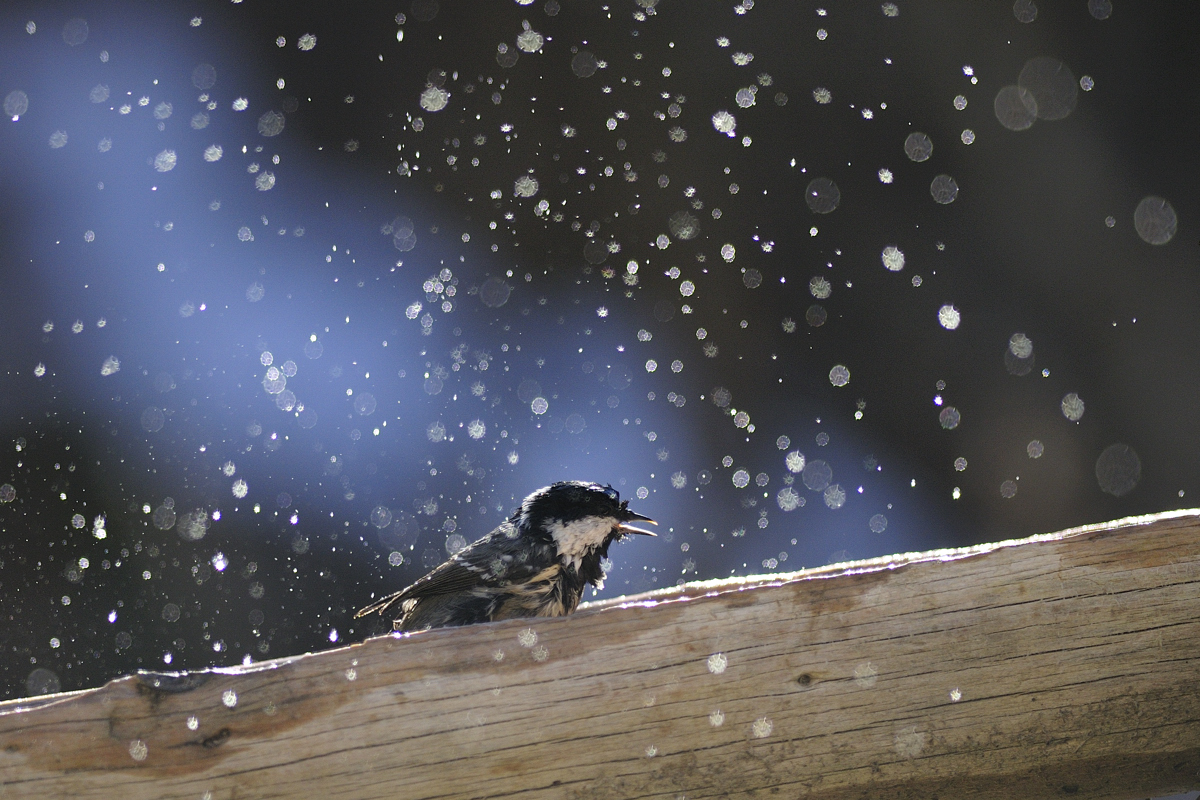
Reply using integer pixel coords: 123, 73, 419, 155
355, 481, 656, 632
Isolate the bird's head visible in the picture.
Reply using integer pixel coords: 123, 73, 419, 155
518, 481, 656, 570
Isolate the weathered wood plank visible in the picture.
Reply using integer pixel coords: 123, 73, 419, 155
2, 510, 1199, 799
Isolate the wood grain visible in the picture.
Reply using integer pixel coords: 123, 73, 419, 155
2, 510, 1200, 799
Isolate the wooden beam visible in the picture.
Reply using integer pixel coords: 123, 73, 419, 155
2, 510, 1200, 799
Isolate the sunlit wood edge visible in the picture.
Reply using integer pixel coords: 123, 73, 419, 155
583, 506, 1200, 609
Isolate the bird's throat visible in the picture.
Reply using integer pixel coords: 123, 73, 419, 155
545, 515, 618, 571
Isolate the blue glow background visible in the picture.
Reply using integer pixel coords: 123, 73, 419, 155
0, 0, 1197, 700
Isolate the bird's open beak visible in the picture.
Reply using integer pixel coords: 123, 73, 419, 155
618, 509, 658, 536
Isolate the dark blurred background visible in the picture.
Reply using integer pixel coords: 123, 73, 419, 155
0, 0, 1196, 702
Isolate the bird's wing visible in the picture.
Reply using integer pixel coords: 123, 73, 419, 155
354, 549, 484, 619
355, 524, 552, 618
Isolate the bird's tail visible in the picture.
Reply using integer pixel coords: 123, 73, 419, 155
354, 590, 405, 619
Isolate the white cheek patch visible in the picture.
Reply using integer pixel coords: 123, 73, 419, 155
547, 516, 617, 571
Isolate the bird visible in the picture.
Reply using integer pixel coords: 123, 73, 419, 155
355, 481, 656, 632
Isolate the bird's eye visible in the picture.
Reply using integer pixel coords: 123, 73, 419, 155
603, 486, 619, 501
